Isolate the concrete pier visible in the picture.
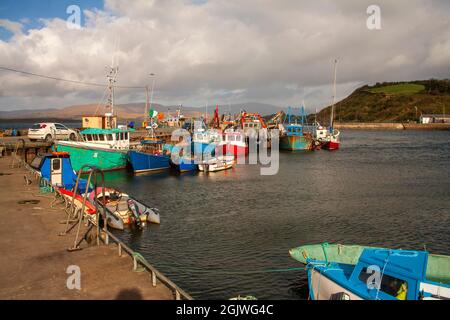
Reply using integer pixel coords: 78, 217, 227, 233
0, 156, 177, 299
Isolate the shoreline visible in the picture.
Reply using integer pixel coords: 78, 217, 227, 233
334, 122, 450, 130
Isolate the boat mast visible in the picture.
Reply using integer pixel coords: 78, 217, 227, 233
107, 66, 118, 116
330, 59, 338, 133
145, 85, 149, 123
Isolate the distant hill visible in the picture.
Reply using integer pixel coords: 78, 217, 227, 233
0, 102, 282, 121
317, 79, 450, 123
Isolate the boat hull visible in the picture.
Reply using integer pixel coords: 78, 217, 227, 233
55, 143, 128, 172
198, 156, 235, 172
220, 144, 248, 157
128, 150, 170, 173
170, 159, 198, 172
322, 141, 340, 151
280, 135, 313, 151
309, 269, 363, 300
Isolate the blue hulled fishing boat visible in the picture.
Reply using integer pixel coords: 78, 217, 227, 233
128, 134, 170, 174
289, 243, 450, 300
279, 106, 314, 151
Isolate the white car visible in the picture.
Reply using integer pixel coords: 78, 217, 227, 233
28, 123, 77, 142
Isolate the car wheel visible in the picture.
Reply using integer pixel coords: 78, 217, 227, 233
45, 134, 53, 142
69, 133, 76, 141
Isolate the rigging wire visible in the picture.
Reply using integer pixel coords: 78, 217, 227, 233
0, 66, 146, 89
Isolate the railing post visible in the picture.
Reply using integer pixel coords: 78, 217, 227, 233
175, 290, 181, 300
118, 243, 122, 257
133, 257, 137, 271
151, 271, 156, 287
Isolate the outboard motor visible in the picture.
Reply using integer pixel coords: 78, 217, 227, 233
127, 199, 143, 229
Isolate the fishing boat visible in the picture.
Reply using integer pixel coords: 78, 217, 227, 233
55, 67, 134, 172
240, 111, 267, 136
240, 111, 268, 147
322, 59, 341, 150
289, 243, 450, 300
192, 126, 222, 157
128, 137, 171, 174
56, 127, 133, 172
89, 187, 160, 229
198, 155, 235, 172
218, 128, 248, 157
279, 106, 314, 151
127, 119, 171, 174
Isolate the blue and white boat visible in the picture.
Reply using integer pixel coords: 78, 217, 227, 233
29, 152, 91, 192
290, 243, 450, 300
192, 128, 222, 157
128, 137, 170, 174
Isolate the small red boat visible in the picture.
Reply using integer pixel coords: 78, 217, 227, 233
322, 129, 340, 151
218, 129, 248, 157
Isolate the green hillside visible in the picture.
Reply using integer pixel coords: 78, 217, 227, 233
318, 79, 450, 123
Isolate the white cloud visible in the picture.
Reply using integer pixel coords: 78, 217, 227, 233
0, 19, 23, 34
0, 0, 449, 112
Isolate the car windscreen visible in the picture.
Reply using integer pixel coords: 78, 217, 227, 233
31, 124, 41, 129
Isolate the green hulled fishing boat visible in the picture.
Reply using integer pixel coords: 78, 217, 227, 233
54, 66, 134, 173
55, 127, 134, 172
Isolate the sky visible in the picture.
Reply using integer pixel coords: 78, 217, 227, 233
0, 0, 449, 112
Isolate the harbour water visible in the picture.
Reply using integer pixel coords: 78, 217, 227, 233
105, 130, 450, 299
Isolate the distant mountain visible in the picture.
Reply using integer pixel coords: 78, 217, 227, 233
0, 102, 282, 121
317, 79, 450, 123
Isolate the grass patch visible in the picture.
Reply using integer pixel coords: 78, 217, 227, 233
369, 83, 425, 95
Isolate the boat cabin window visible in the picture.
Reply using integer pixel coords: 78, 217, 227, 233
106, 134, 113, 141
92, 134, 98, 141
116, 133, 120, 141
358, 267, 408, 300
124, 132, 128, 140
52, 159, 61, 171
85, 134, 93, 141
99, 134, 105, 141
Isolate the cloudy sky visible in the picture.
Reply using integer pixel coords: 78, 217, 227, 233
0, 0, 449, 112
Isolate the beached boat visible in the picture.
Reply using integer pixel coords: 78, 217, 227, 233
56, 127, 133, 172
198, 155, 235, 172
279, 106, 314, 151
218, 129, 248, 157
289, 243, 450, 300
128, 136, 171, 174
89, 187, 160, 229
29, 151, 91, 191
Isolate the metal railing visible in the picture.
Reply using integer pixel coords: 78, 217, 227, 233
18, 157, 193, 300
102, 230, 193, 300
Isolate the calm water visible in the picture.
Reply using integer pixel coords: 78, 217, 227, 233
103, 130, 449, 300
